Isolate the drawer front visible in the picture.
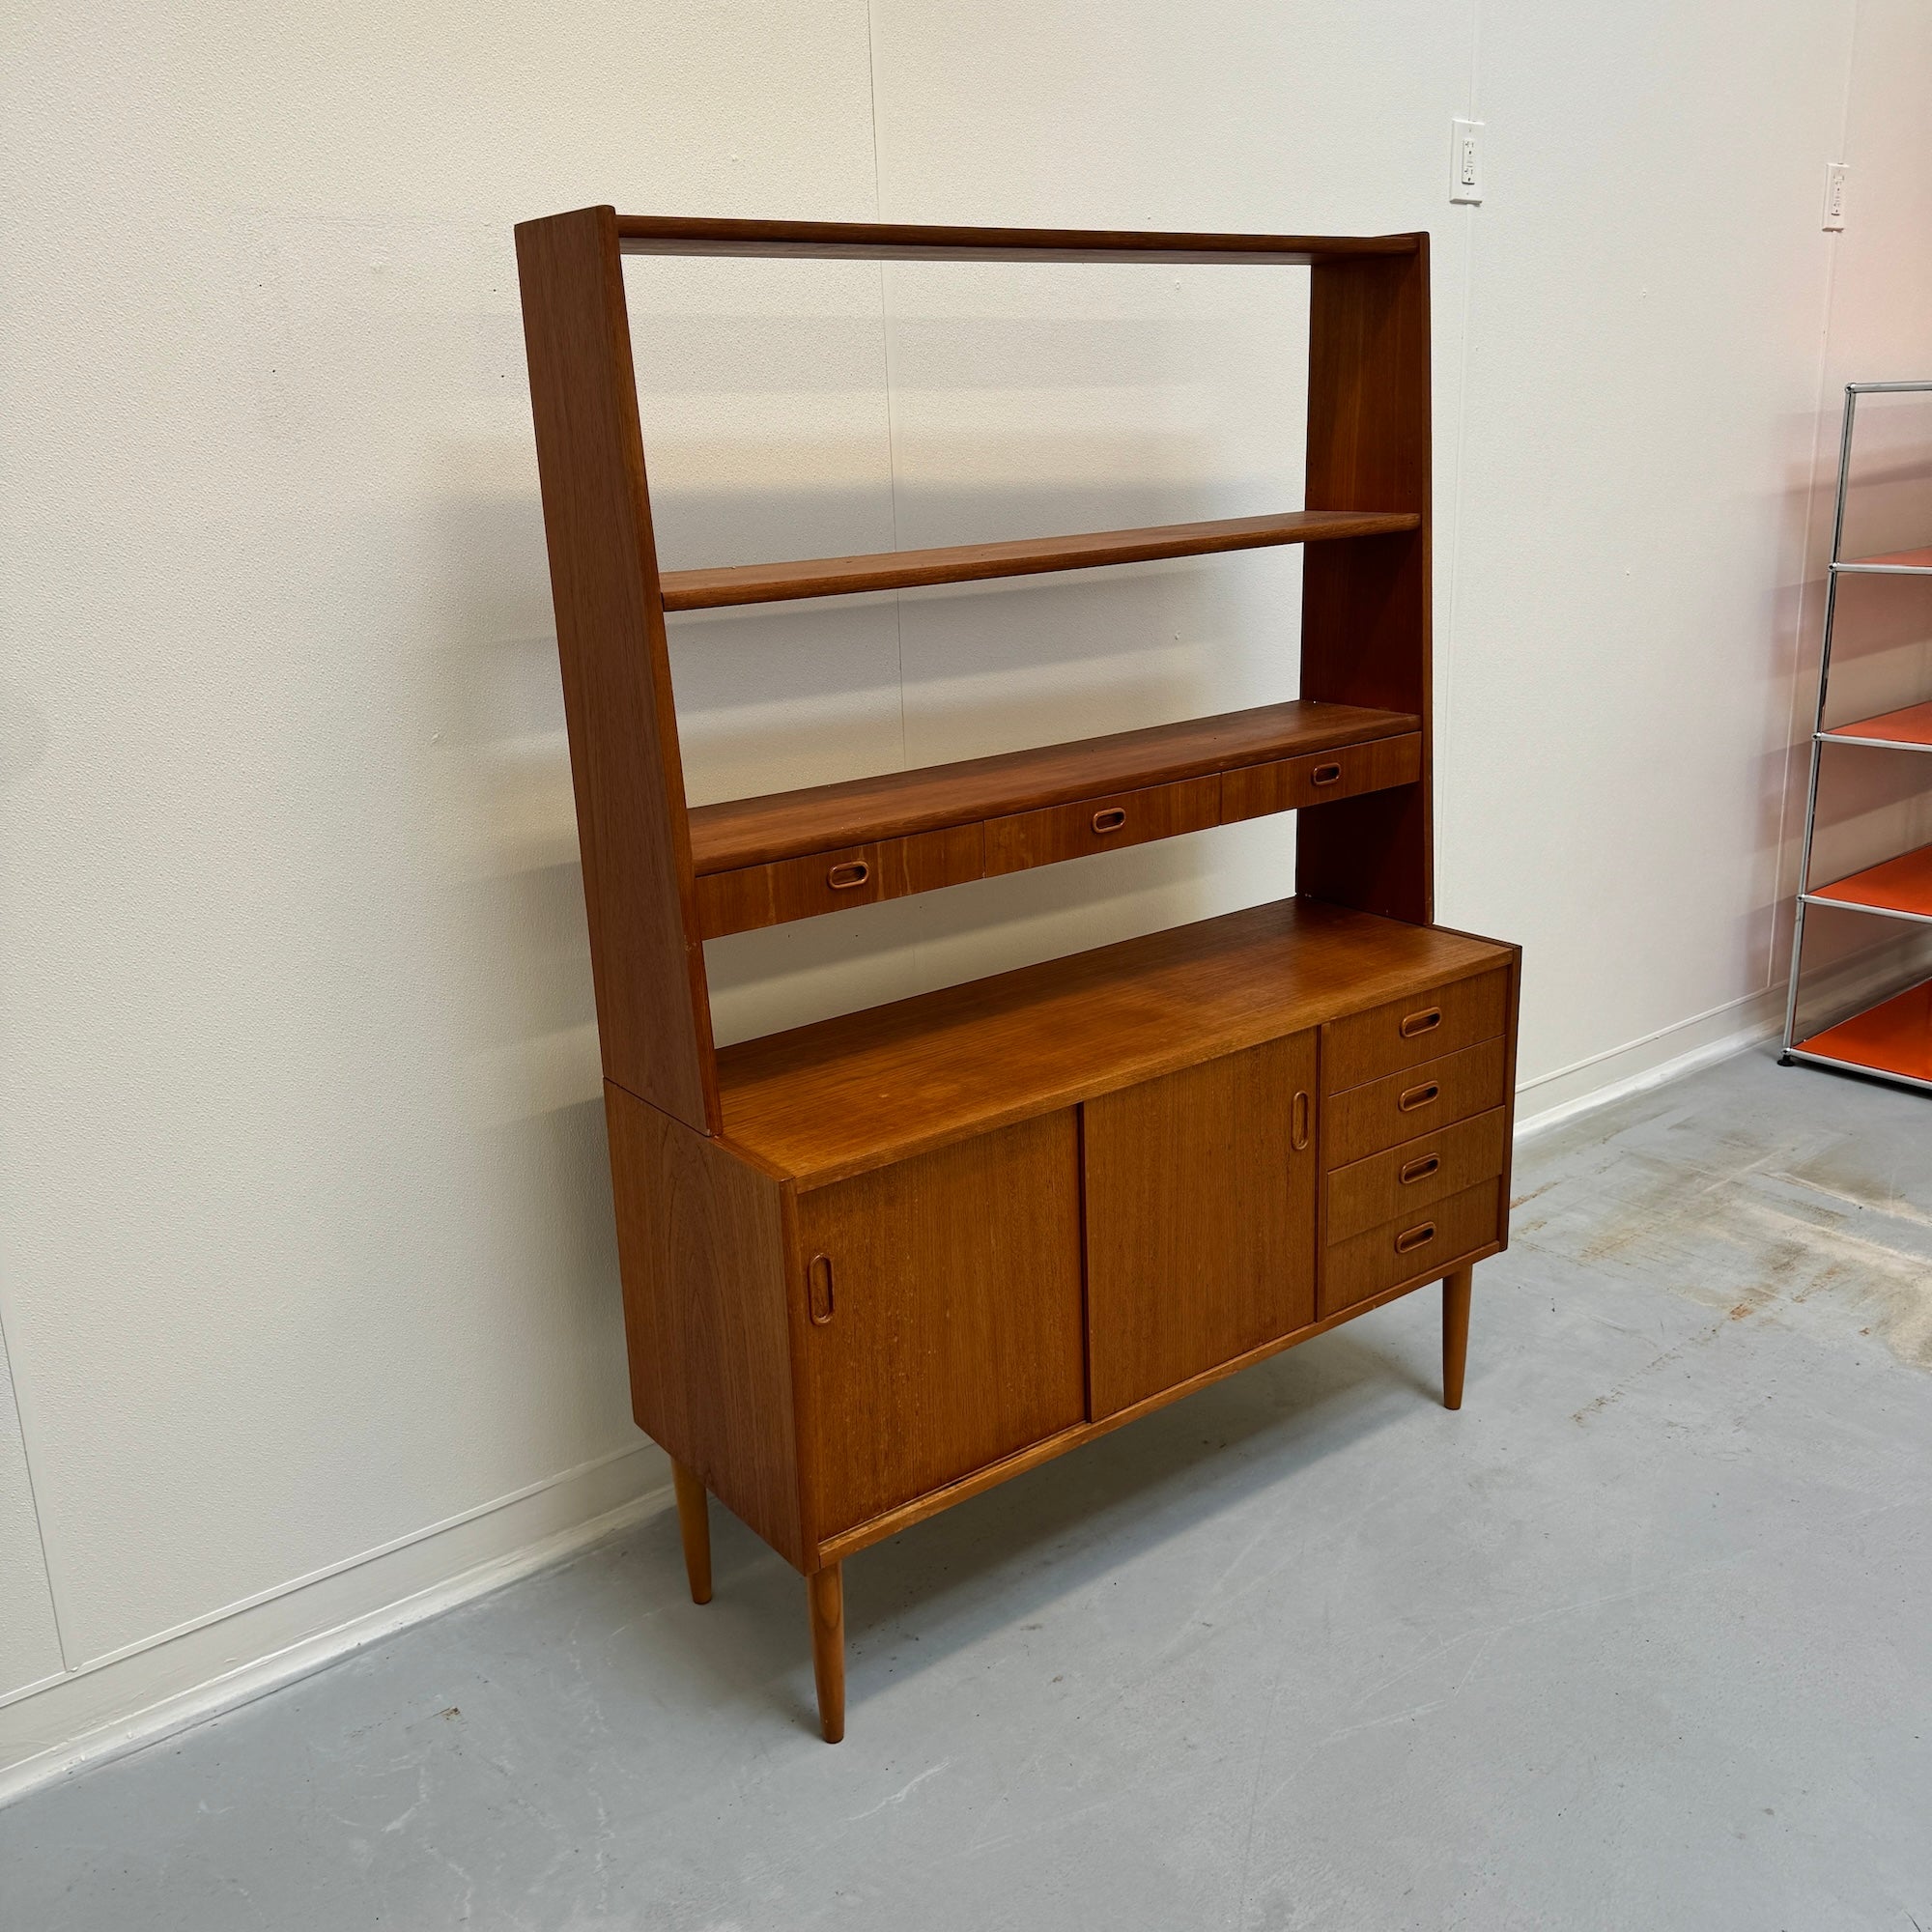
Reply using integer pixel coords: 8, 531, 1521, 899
1220, 731, 1422, 824
1322, 1036, 1509, 1168
696, 824, 984, 938
1321, 967, 1510, 1095
1324, 1106, 1509, 1245
1319, 1179, 1503, 1321
983, 776, 1221, 876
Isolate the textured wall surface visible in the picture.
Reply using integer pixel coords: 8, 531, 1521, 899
2, 0, 1927, 1771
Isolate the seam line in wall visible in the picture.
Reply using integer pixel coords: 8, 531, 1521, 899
863, 0, 911, 772
0, 1293, 71, 1674
0, 1439, 657, 1698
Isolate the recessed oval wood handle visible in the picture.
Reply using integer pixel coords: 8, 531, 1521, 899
1398, 1080, 1440, 1113
1395, 1221, 1436, 1256
808, 1254, 835, 1325
1400, 1152, 1440, 1185
1092, 807, 1128, 834
1292, 1090, 1311, 1152
1311, 762, 1344, 786
826, 860, 869, 890
1400, 1007, 1443, 1038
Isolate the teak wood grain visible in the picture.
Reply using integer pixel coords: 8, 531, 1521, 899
614, 213, 1422, 264
1320, 967, 1511, 1094
695, 824, 984, 939
1321, 1035, 1510, 1168
1084, 1034, 1319, 1417
793, 1114, 1086, 1541
1323, 1104, 1510, 1245
1220, 731, 1422, 823
688, 700, 1419, 875
515, 209, 718, 1131
604, 1083, 803, 1567
1320, 1179, 1504, 1321
659, 510, 1419, 610
1298, 244, 1435, 925
717, 899, 1513, 1187
982, 775, 1222, 875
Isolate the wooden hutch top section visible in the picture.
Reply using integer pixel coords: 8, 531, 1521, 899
515, 209, 1435, 1153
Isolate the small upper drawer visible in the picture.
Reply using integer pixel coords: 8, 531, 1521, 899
983, 776, 1221, 876
696, 823, 984, 938
1324, 1106, 1510, 1245
1220, 731, 1422, 824
1321, 967, 1510, 1095
1322, 1035, 1508, 1169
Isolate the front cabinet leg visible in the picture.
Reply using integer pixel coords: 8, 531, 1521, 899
671, 1461, 712, 1605
808, 1564, 845, 1744
1442, 1265, 1473, 1410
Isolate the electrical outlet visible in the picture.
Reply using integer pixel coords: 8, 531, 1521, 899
1823, 162, 1849, 231
1451, 119, 1483, 205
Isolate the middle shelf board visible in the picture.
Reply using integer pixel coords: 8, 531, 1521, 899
658, 509, 1419, 611
1823, 702, 1932, 750
1806, 842, 1932, 922
715, 896, 1512, 1187
689, 699, 1421, 938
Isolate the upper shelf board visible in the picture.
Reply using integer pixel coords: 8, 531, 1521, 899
660, 509, 1419, 612
1833, 546, 1932, 574
1822, 702, 1932, 750
614, 214, 1422, 265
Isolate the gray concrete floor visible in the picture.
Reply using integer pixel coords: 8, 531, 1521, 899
5, 1045, 1930, 1930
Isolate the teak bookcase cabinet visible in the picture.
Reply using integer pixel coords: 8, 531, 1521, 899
516, 208, 1521, 1743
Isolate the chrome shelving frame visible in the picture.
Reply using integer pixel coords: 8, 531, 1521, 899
1780, 379, 1932, 1094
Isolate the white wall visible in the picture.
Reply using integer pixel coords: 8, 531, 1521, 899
3, 0, 1928, 1792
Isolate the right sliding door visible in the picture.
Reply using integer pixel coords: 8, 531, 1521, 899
1083, 1033, 1319, 1419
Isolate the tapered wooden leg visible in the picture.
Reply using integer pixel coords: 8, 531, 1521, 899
1442, 1265, 1473, 1410
808, 1564, 845, 1744
671, 1461, 712, 1605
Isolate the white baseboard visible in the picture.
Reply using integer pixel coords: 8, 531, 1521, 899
0, 1442, 671, 1811
1512, 987, 1784, 1141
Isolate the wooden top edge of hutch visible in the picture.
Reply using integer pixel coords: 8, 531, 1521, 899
688, 698, 1419, 874
712, 898, 1514, 1186
599, 212, 1425, 264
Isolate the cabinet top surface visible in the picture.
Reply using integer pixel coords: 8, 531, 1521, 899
715, 899, 1513, 1186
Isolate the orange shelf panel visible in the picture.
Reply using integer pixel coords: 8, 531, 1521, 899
1797, 979, 1932, 1085
1809, 843, 1932, 919
1825, 702, 1932, 748
1840, 546, 1932, 571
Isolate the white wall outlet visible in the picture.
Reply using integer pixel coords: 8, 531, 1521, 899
1451, 118, 1484, 205
1823, 161, 1849, 231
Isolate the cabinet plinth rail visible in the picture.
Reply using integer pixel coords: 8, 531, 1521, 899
660, 509, 1419, 612
689, 698, 1418, 874
615, 213, 1421, 265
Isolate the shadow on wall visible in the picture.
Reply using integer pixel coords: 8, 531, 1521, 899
435, 468, 1309, 1120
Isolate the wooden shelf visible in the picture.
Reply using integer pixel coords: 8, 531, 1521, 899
1806, 843, 1932, 921
1823, 701, 1932, 749
615, 214, 1421, 265
1794, 978, 1932, 1089
1833, 546, 1932, 574
689, 698, 1418, 873
717, 898, 1512, 1186
659, 509, 1419, 611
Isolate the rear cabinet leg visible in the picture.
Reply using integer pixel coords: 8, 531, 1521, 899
808, 1564, 845, 1744
671, 1461, 713, 1605
1442, 1265, 1473, 1410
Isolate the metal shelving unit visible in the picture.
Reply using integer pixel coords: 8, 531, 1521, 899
1781, 380, 1932, 1094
